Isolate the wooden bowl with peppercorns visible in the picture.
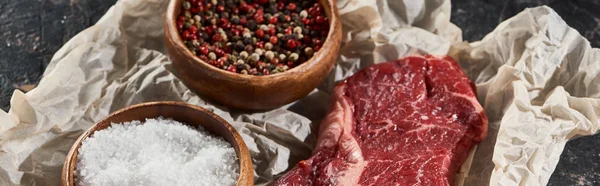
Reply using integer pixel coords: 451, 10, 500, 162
165, 0, 341, 110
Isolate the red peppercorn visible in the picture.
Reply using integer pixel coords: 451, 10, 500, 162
269, 16, 278, 24
254, 14, 264, 24
217, 5, 225, 12
269, 36, 278, 44
209, 60, 217, 66
312, 25, 322, 31
284, 15, 291, 22
183, 30, 191, 39
303, 36, 311, 44
286, 39, 298, 49
312, 6, 322, 17
219, 18, 228, 25
285, 28, 292, 34
218, 57, 227, 67
256, 41, 265, 49
212, 33, 222, 42
256, 29, 265, 38
302, 18, 310, 25
227, 65, 237, 73
233, 7, 240, 15
177, 21, 184, 30
232, 29, 241, 36
199, 46, 209, 55
189, 25, 198, 34
321, 31, 328, 37
215, 48, 226, 57
190, 7, 199, 13
205, 27, 214, 35
240, 17, 247, 25
268, 27, 276, 36
262, 68, 270, 75
194, 1, 202, 7
256, 0, 268, 5
315, 16, 326, 24
199, 55, 208, 61
271, 58, 280, 65
178, 16, 186, 22
287, 61, 295, 67
287, 3, 296, 11
277, 2, 284, 10
314, 45, 321, 52
313, 38, 322, 46
205, 3, 212, 10
240, 2, 249, 12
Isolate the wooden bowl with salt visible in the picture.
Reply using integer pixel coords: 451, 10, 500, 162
164, 0, 342, 110
61, 101, 253, 186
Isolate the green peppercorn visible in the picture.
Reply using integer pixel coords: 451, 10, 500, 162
305, 47, 314, 57
300, 10, 308, 18
183, 22, 192, 29
209, 52, 217, 60
184, 11, 192, 19
279, 54, 287, 61
243, 32, 251, 38
265, 51, 275, 61
222, 34, 228, 42
230, 55, 238, 63
265, 43, 273, 50
193, 15, 202, 23
241, 69, 249, 74
289, 53, 299, 62
293, 26, 302, 34
249, 53, 260, 63
240, 51, 249, 59
183, 1, 191, 10
192, 40, 201, 47
255, 48, 264, 56
237, 59, 245, 65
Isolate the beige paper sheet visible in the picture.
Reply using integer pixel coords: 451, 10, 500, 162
0, 0, 597, 185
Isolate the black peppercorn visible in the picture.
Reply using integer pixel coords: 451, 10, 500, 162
243, 37, 253, 45
247, 20, 257, 30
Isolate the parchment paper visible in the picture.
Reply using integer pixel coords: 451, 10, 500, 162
0, 0, 598, 185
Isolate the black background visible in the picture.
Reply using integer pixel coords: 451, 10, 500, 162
0, 0, 598, 185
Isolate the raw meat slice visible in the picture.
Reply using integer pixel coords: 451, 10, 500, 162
273, 55, 488, 186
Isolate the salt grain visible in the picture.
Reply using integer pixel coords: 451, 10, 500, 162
76, 118, 239, 186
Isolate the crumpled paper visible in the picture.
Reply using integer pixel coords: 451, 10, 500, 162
0, 0, 597, 185
452, 7, 600, 186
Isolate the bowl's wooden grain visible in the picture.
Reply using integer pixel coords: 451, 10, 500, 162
164, 0, 342, 110
61, 101, 253, 186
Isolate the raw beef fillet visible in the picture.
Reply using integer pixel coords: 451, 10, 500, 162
273, 55, 488, 186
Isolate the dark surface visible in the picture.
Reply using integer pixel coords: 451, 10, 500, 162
0, 0, 118, 111
0, 0, 598, 185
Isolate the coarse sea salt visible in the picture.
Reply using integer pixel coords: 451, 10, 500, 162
76, 117, 239, 186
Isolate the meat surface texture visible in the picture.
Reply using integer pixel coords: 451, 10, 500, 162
273, 55, 488, 186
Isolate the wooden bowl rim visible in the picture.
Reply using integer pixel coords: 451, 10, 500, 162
164, 0, 341, 81
61, 101, 253, 186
